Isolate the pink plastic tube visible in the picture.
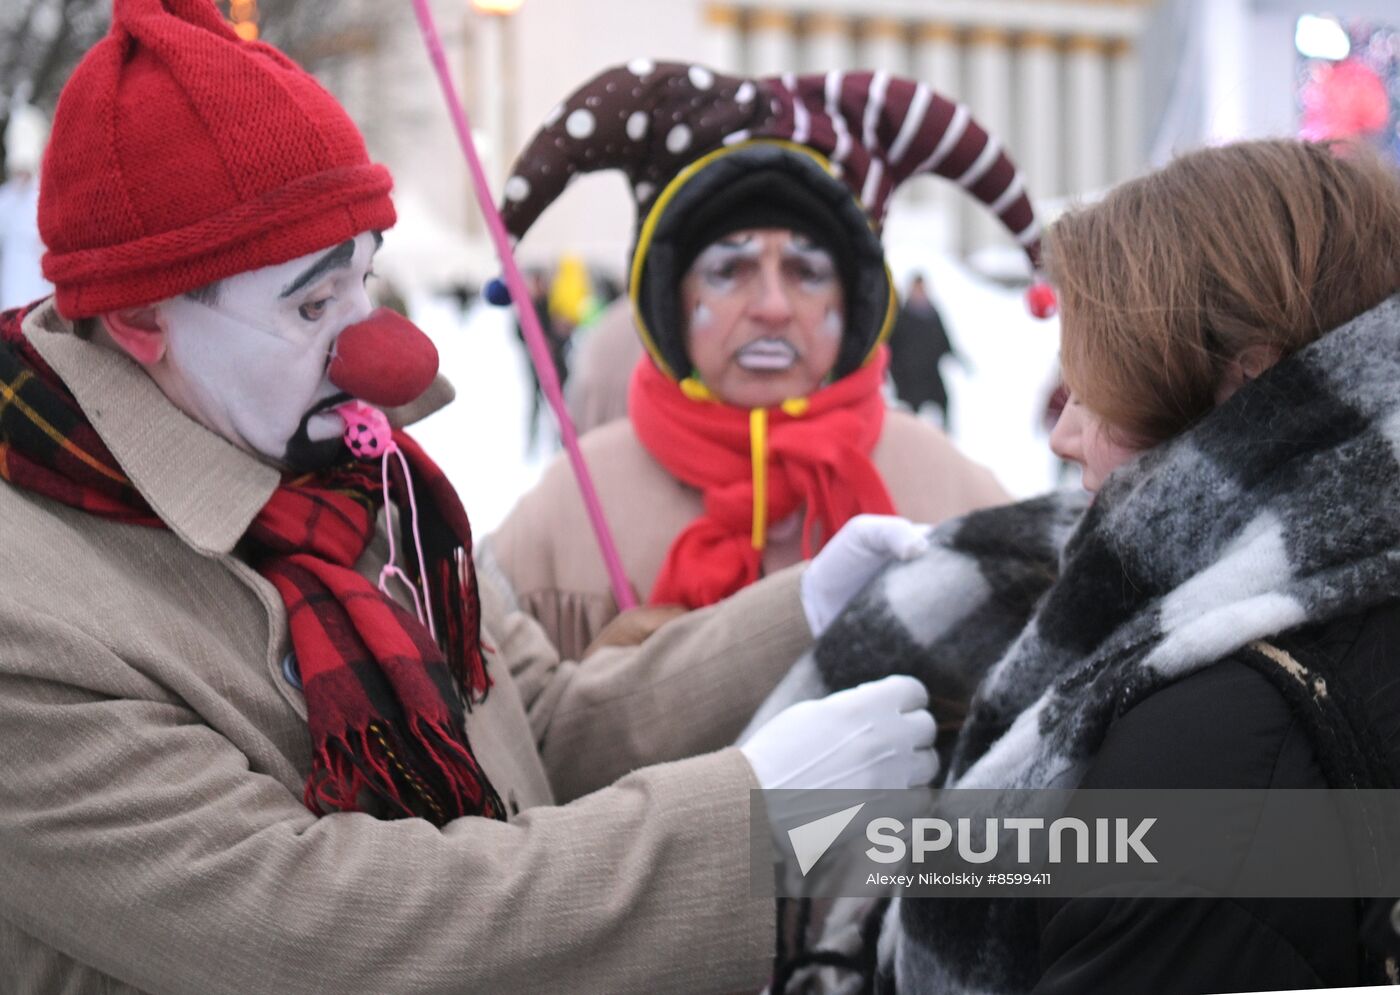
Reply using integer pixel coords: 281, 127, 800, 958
409, 0, 637, 610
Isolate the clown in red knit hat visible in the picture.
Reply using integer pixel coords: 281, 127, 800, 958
487, 60, 1054, 663
0, 5, 953, 991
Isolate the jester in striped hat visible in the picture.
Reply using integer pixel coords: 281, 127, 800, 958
487, 59, 1052, 662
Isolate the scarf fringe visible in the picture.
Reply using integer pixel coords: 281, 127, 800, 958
306, 715, 504, 825
436, 550, 491, 704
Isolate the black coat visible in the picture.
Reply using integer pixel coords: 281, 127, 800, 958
1032, 600, 1400, 993
887, 301, 954, 413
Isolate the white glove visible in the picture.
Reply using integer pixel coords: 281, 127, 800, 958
800, 514, 933, 636
740, 675, 939, 791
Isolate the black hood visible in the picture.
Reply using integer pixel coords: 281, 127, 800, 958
628, 141, 893, 383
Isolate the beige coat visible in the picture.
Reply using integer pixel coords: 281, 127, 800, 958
0, 301, 813, 995
488, 407, 1009, 661
564, 297, 644, 433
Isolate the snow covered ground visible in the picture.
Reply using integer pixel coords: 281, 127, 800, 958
407, 249, 1068, 536
406, 292, 555, 534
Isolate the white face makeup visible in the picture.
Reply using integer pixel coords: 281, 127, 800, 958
679, 228, 846, 408
136, 230, 381, 470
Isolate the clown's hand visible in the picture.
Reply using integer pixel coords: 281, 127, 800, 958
739, 675, 938, 791
800, 515, 932, 637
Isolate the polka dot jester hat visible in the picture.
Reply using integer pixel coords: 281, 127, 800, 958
499, 59, 1052, 382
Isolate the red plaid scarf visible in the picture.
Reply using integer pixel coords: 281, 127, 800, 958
0, 305, 503, 825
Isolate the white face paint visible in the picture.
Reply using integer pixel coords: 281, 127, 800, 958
691, 237, 763, 294
141, 231, 381, 470
823, 305, 843, 338
679, 228, 845, 408
735, 337, 799, 371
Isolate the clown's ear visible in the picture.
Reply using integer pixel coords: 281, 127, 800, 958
102, 306, 167, 365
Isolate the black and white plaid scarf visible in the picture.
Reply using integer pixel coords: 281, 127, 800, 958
755, 292, 1400, 993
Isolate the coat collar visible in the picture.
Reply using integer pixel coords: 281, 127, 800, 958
21, 298, 280, 557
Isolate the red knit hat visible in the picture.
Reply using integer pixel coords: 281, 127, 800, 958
39, 0, 396, 319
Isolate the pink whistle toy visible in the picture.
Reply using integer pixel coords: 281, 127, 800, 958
335, 399, 394, 461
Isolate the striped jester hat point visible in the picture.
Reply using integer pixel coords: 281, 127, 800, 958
498, 59, 1055, 383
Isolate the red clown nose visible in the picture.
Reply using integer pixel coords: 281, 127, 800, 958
328, 308, 440, 408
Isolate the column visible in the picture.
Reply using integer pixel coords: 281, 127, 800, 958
475, 12, 506, 192
1065, 34, 1109, 198
1201, 0, 1250, 143
801, 11, 852, 73
747, 8, 798, 77
1109, 37, 1143, 183
857, 16, 909, 74
1015, 30, 1060, 202
701, 2, 744, 74
965, 25, 1013, 254
912, 22, 962, 253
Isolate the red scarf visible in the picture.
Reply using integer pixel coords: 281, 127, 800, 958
0, 306, 503, 826
629, 347, 895, 608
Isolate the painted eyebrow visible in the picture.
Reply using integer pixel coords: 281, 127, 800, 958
697, 240, 762, 263
279, 239, 357, 299
781, 242, 834, 263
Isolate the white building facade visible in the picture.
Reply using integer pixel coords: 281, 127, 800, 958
322, 0, 1158, 288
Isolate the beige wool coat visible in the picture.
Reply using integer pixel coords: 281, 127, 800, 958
0, 301, 813, 995
487, 407, 1009, 661
564, 296, 643, 434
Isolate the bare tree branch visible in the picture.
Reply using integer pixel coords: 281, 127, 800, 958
0, 0, 390, 175
0, 0, 389, 111
0, 0, 48, 101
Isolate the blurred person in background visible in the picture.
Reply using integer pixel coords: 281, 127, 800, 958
0, 4, 953, 991
0, 102, 53, 309
888, 272, 961, 427
547, 251, 595, 333
513, 265, 565, 450
486, 61, 1056, 661
756, 138, 1400, 993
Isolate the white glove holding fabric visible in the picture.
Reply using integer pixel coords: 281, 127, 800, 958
800, 514, 933, 637
739, 675, 939, 791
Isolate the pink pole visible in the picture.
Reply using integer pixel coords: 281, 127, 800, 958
409, 0, 637, 610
